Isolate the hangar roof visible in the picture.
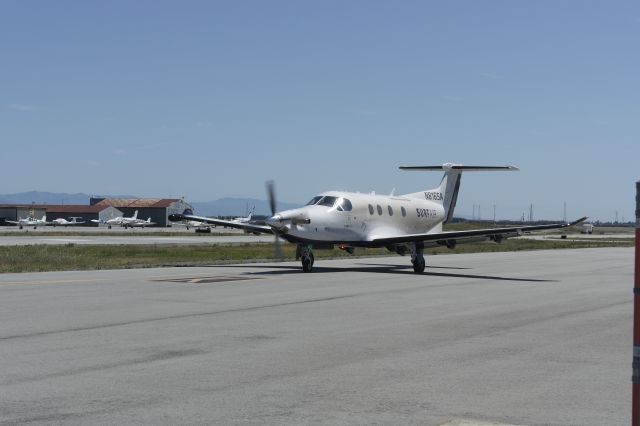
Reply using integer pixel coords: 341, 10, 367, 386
93, 198, 180, 208
0, 204, 112, 213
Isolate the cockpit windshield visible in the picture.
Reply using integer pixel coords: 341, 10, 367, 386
306, 195, 352, 211
335, 198, 353, 212
316, 196, 337, 207
306, 196, 323, 205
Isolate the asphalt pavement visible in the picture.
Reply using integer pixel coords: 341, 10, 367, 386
0, 248, 632, 425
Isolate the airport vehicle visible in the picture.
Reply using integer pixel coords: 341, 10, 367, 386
7, 215, 48, 229
50, 217, 85, 227
579, 223, 594, 234
169, 163, 587, 273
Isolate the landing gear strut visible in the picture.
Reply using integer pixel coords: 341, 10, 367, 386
411, 242, 426, 274
298, 244, 315, 273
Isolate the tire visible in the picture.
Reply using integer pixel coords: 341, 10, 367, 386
302, 255, 313, 273
413, 256, 425, 273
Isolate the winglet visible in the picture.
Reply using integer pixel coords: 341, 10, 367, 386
569, 216, 588, 226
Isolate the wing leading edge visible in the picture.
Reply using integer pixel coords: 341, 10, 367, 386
168, 213, 274, 235
371, 217, 588, 245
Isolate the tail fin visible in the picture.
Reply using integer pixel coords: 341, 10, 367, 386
132, 210, 138, 220
400, 163, 518, 224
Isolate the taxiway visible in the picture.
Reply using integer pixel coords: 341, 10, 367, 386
0, 248, 632, 425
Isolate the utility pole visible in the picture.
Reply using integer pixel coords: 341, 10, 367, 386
632, 181, 640, 426
529, 204, 534, 222
563, 201, 567, 223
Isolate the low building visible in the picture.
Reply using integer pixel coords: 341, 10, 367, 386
0, 204, 122, 226
0, 198, 192, 227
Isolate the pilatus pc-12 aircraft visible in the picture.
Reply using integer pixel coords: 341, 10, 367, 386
169, 163, 586, 273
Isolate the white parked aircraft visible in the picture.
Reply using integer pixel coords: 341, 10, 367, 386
126, 217, 156, 228
232, 206, 254, 224
7, 215, 48, 229
169, 163, 587, 273
50, 217, 85, 227
92, 210, 143, 229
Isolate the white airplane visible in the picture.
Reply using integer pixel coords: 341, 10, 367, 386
50, 217, 85, 227
7, 215, 48, 229
126, 217, 156, 228
91, 210, 142, 229
169, 163, 587, 273
232, 206, 254, 224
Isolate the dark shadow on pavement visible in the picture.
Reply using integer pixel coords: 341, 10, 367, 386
212, 263, 555, 283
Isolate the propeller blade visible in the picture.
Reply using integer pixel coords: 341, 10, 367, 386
266, 180, 283, 261
266, 180, 276, 216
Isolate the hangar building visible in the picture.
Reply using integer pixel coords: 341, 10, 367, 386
0, 198, 192, 227
89, 198, 192, 227
0, 204, 123, 227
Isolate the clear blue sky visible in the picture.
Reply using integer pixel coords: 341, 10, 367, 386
1, 1, 638, 221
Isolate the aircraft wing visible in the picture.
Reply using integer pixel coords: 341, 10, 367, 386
168, 213, 274, 235
371, 217, 588, 246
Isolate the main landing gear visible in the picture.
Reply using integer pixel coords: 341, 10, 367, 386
296, 244, 315, 273
411, 242, 426, 274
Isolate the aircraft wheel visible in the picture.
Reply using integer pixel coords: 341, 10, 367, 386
19, 225, 23, 229
108, 225, 112, 229
302, 253, 314, 273
412, 255, 425, 274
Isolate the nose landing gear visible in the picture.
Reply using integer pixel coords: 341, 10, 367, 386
297, 244, 315, 272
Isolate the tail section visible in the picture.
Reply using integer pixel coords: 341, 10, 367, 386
400, 163, 518, 224
132, 210, 138, 220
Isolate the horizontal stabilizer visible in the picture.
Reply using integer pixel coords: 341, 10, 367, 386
400, 164, 519, 172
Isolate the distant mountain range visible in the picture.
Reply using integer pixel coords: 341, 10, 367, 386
0, 192, 300, 217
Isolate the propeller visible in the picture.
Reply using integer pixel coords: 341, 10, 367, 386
266, 180, 283, 261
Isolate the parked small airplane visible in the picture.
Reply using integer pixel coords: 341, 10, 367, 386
91, 210, 142, 229
232, 206, 254, 224
169, 163, 587, 273
7, 215, 48, 229
50, 217, 85, 227
126, 217, 156, 228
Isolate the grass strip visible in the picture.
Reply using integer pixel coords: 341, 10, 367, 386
0, 238, 633, 274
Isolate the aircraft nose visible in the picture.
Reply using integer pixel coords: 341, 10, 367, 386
265, 215, 282, 226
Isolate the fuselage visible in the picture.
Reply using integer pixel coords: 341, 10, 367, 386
273, 191, 445, 246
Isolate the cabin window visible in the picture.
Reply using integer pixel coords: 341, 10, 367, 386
401, 206, 407, 217
306, 196, 323, 205
368, 204, 374, 215
376, 205, 382, 215
388, 205, 393, 216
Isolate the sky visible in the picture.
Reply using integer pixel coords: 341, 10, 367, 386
1, 1, 638, 221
